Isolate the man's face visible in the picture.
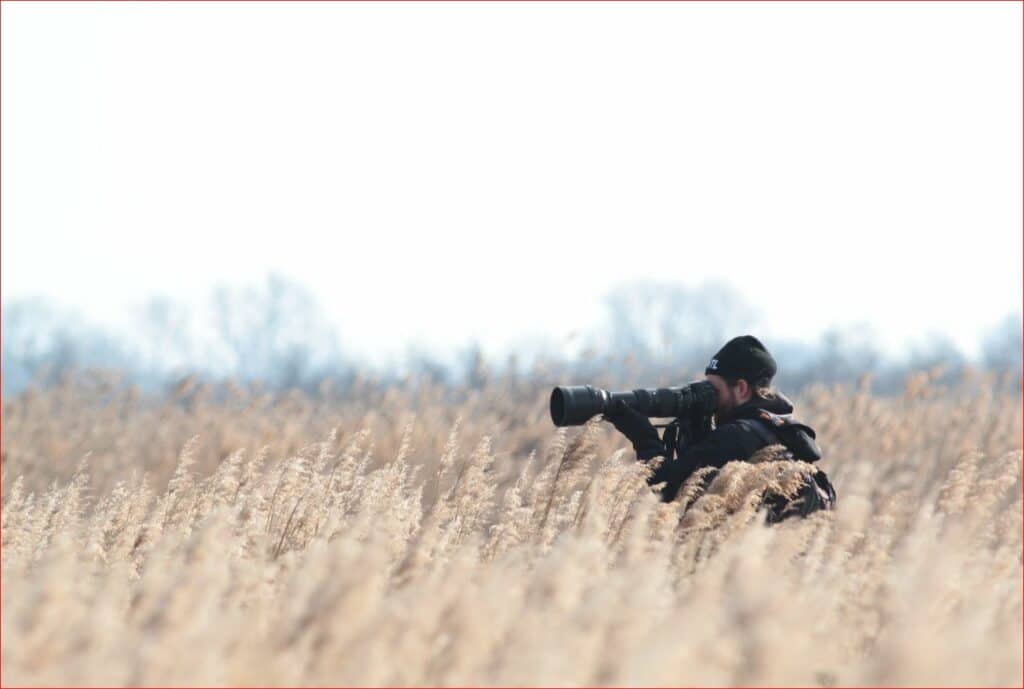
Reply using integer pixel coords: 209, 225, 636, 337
705, 373, 750, 423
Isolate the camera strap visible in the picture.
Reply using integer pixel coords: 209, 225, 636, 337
658, 420, 680, 461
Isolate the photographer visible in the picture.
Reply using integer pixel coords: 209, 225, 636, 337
604, 335, 835, 518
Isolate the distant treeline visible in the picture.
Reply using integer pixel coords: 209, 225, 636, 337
2, 275, 1020, 398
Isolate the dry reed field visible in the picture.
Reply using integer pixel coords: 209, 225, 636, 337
1, 371, 1021, 687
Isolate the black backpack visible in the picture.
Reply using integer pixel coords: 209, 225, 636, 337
733, 415, 837, 523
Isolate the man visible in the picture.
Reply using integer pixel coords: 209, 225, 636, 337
604, 335, 835, 520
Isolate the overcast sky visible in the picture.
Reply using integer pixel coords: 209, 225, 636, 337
2, 1, 1021, 363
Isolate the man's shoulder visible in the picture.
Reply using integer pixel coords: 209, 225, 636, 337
727, 402, 823, 462
719, 415, 778, 441
700, 416, 774, 454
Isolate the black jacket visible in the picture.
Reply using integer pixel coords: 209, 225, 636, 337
643, 393, 824, 502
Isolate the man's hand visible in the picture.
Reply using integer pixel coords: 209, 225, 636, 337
602, 399, 666, 460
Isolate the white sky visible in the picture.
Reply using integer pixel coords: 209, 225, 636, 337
2, 1, 1021, 363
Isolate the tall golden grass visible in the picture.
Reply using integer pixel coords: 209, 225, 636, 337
1, 370, 1021, 686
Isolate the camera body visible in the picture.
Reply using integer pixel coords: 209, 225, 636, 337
549, 380, 718, 427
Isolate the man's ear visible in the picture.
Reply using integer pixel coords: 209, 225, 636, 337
736, 378, 752, 403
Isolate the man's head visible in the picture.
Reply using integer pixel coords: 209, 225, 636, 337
704, 335, 777, 422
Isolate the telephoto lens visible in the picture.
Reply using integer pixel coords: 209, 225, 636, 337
549, 381, 717, 427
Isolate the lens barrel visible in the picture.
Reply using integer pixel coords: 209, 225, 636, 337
550, 385, 610, 427
549, 381, 718, 427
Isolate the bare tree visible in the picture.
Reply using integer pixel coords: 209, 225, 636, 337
599, 279, 759, 374
981, 313, 1022, 374
2, 298, 134, 394
806, 326, 882, 385
208, 274, 343, 389
906, 333, 967, 379
136, 296, 195, 378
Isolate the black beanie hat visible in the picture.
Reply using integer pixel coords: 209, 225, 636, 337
705, 335, 777, 384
